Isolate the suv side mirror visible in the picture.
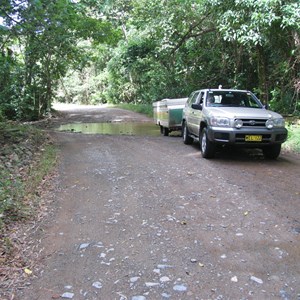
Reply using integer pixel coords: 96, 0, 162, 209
191, 103, 202, 110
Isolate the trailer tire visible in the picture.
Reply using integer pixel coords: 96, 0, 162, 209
162, 127, 169, 136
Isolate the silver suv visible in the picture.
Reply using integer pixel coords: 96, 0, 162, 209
182, 88, 288, 159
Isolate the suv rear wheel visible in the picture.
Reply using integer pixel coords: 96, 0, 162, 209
200, 127, 215, 158
182, 121, 193, 145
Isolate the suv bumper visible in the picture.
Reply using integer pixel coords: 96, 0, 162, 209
207, 126, 288, 146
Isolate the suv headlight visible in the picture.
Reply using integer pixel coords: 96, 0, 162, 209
266, 118, 285, 129
234, 119, 243, 129
210, 117, 230, 127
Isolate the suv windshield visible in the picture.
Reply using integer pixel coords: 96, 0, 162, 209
206, 91, 262, 108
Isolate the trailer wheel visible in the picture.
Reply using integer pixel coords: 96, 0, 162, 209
162, 127, 169, 136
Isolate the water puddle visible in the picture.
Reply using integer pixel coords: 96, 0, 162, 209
57, 122, 160, 136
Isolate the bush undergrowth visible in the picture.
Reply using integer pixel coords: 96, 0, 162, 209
0, 124, 57, 229
284, 125, 300, 153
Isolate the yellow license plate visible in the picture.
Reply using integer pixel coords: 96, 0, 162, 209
245, 135, 262, 142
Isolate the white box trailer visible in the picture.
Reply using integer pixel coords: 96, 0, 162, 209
153, 98, 187, 136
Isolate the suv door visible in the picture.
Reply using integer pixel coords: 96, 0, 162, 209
189, 91, 204, 135
184, 91, 200, 133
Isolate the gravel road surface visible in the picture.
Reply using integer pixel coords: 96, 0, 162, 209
17, 105, 300, 300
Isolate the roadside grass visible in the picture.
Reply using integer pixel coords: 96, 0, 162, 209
115, 103, 153, 118
24, 143, 57, 204
0, 123, 57, 229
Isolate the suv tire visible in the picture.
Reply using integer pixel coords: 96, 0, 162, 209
262, 144, 281, 159
182, 121, 193, 144
200, 127, 215, 158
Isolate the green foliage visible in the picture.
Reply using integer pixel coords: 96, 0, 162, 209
269, 88, 297, 114
75, 0, 297, 111
1, 0, 299, 116
209, 0, 300, 104
0, 0, 121, 120
284, 125, 300, 153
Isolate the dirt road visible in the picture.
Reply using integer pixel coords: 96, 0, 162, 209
17, 105, 300, 300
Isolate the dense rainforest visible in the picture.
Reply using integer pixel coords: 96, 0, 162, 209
0, 0, 299, 121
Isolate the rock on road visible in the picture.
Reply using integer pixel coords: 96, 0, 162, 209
18, 105, 300, 300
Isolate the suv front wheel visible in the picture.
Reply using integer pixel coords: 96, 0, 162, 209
262, 144, 281, 159
200, 127, 215, 158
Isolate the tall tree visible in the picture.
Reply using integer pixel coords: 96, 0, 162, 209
212, 0, 300, 107
0, 0, 118, 120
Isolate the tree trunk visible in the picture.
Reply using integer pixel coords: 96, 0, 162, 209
256, 45, 269, 105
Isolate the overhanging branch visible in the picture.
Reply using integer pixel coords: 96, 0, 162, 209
169, 13, 216, 55
171, 26, 216, 55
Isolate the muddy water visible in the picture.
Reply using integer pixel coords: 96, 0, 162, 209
57, 122, 161, 136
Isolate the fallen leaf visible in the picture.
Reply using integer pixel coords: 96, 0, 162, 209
24, 268, 32, 275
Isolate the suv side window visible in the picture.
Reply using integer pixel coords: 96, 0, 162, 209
188, 91, 200, 105
197, 92, 205, 105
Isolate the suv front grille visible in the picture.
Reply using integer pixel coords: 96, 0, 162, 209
240, 119, 267, 127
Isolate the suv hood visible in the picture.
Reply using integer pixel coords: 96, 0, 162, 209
204, 107, 283, 119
